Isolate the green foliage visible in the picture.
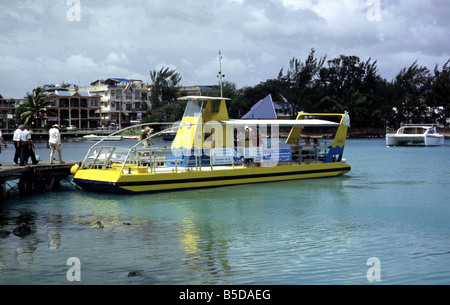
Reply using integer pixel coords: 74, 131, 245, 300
227, 52, 449, 129
144, 66, 182, 122
23, 52, 449, 131
20, 87, 54, 128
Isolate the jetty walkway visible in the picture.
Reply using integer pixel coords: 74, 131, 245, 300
0, 162, 77, 200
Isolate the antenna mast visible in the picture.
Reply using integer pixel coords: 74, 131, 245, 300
217, 51, 225, 97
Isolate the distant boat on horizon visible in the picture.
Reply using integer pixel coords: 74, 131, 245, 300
83, 134, 123, 141
386, 124, 444, 146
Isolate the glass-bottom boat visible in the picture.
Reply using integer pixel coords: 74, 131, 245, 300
72, 96, 351, 194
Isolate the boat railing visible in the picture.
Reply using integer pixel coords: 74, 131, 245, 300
386, 127, 395, 134
294, 140, 331, 164
80, 122, 180, 168
80, 122, 340, 174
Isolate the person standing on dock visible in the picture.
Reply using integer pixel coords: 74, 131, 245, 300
19, 125, 39, 166
0, 129, 7, 166
49, 124, 64, 164
13, 125, 24, 165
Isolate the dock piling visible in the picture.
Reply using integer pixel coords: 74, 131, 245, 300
0, 162, 76, 200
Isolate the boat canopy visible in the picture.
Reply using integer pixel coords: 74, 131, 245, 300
221, 119, 340, 127
178, 96, 231, 101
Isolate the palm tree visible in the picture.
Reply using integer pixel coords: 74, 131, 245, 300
20, 87, 53, 128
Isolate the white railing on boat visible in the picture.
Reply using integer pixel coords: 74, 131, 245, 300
80, 123, 336, 175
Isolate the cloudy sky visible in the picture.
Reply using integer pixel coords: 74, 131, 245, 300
1, 0, 449, 99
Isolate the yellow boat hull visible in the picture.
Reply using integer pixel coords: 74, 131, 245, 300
73, 162, 351, 194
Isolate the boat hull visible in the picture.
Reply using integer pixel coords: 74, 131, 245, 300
73, 162, 351, 194
83, 135, 123, 141
386, 134, 444, 146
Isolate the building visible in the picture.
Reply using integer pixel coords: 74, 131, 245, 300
78, 78, 151, 128
0, 93, 20, 130
44, 86, 102, 129
0, 94, 15, 117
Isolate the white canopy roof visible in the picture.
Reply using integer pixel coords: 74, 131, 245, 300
221, 119, 339, 127
178, 96, 231, 101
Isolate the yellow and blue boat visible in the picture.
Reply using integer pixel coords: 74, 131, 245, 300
72, 96, 351, 194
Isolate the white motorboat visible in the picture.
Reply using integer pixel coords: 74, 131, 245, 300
386, 124, 444, 146
83, 134, 124, 141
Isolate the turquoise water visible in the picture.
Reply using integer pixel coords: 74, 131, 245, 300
0, 138, 449, 285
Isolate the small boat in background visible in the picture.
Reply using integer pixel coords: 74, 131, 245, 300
161, 130, 177, 142
83, 134, 123, 141
386, 124, 444, 146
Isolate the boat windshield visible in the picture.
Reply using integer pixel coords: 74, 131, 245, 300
183, 100, 205, 117
401, 127, 426, 134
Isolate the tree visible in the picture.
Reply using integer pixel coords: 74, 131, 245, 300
316, 55, 387, 127
392, 60, 432, 125
279, 48, 326, 116
20, 87, 53, 128
144, 66, 182, 123
429, 59, 450, 127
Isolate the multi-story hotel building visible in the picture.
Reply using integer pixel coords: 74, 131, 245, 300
0, 94, 15, 117
78, 78, 151, 129
44, 86, 102, 129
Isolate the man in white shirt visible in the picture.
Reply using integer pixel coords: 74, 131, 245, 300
13, 125, 24, 165
49, 124, 64, 164
20, 125, 39, 166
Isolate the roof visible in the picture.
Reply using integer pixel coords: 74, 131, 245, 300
91, 78, 143, 85
222, 119, 339, 127
178, 96, 231, 101
45, 90, 72, 97
45, 90, 100, 98
242, 94, 277, 119
108, 78, 132, 83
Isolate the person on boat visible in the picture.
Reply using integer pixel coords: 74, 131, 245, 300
312, 138, 320, 147
301, 137, 312, 153
300, 136, 315, 161
250, 128, 264, 147
237, 126, 250, 147
49, 124, 65, 164
140, 127, 155, 147
304, 137, 311, 146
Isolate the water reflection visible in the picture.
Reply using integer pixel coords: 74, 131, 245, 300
47, 214, 62, 250
178, 219, 201, 262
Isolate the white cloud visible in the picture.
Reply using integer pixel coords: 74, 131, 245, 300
103, 52, 130, 66
0, 0, 449, 98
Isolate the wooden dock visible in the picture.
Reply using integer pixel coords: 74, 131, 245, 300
0, 162, 77, 200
